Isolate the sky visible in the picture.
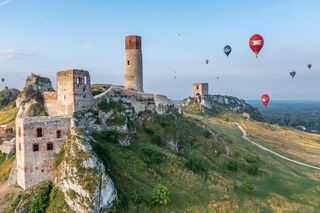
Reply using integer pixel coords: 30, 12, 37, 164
0, 0, 319, 100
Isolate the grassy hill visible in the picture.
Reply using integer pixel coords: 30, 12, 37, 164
90, 109, 320, 212
2, 102, 320, 212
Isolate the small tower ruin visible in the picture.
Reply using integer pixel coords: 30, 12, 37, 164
57, 69, 93, 116
124, 35, 143, 92
192, 83, 209, 97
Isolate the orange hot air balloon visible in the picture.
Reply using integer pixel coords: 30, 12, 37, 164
261, 94, 270, 107
249, 34, 264, 58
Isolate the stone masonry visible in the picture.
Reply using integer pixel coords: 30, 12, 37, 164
16, 116, 69, 189
16, 69, 93, 189
192, 83, 209, 97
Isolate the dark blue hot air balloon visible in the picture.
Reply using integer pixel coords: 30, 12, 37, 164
290, 70, 296, 79
224, 45, 232, 58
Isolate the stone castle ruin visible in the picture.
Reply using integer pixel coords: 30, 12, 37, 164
14, 35, 174, 190
192, 83, 209, 97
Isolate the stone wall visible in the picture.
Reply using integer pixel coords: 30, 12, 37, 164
57, 70, 94, 116
43, 91, 58, 116
16, 116, 70, 189
94, 86, 174, 115
192, 83, 209, 97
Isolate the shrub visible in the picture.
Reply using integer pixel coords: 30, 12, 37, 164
144, 127, 155, 136
54, 148, 64, 168
240, 182, 254, 195
67, 189, 77, 199
29, 182, 52, 213
93, 130, 119, 144
225, 160, 239, 171
152, 185, 171, 206
185, 158, 206, 173
48, 187, 68, 209
245, 155, 260, 164
156, 115, 171, 128
141, 148, 164, 165
151, 134, 163, 146
247, 163, 259, 175
98, 100, 124, 113
39, 111, 48, 116
106, 113, 126, 126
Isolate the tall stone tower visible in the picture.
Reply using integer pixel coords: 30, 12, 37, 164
57, 69, 93, 116
125, 35, 143, 92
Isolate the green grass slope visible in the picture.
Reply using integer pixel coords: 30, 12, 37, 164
91, 110, 320, 212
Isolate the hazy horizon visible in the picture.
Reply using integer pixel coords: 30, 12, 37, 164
0, 0, 320, 100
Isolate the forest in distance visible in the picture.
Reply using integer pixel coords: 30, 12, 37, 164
248, 100, 320, 133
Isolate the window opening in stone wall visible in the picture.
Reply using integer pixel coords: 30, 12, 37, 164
36, 128, 43, 137
127, 60, 130, 66
47, 143, 53, 151
76, 77, 80, 85
33, 144, 39, 152
19, 143, 21, 151
84, 76, 87, 84
56, 130, 61, 138
83, 87, 86, 92
18, 127, 21, 137
196, 85, 199, 89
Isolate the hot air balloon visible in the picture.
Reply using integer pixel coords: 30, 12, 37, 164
249, 34, 264, 58
290, 71, 296, 79
205, 59, 209, 65
307, 64, 312, 69
1, 78, 4, 82
261, 94, 270, 107
224, 45, 232, 58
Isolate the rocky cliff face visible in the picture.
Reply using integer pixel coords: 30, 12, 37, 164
0, 87, 20, 109
180, 95, 263, 121
16, 74, 53, 117
54, 129, 117, 213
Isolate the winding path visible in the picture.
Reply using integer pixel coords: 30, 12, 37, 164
234, 122, 320, 171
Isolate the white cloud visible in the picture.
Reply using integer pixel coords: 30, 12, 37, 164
0, 49, 28, 59
0, 0, 13, 7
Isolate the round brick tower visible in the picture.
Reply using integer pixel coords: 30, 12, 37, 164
125, 35, 143, 92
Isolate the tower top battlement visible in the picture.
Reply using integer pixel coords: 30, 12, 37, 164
125, 35, 141, 50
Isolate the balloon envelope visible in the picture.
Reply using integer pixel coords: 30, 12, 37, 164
307, 64, 312, 69
290, 71, 296, 79
261, 94, 270, 107
224, 45, 232, 57
205, 59, 209, 64
249, 34, 264, 57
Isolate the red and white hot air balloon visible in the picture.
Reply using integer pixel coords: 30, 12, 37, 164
261, 94, 270, 107
307, 64, 312, 69
249, 34, 264, 58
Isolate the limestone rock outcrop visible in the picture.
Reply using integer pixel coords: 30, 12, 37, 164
54, 131, 117, 213
180, 94, 263, 121
16, 74, 53, 117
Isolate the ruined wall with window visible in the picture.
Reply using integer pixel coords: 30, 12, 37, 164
192, 83, 209, 97
16, 116, 69, 190
57, 69, 94, 116
15, 69, 94, 190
